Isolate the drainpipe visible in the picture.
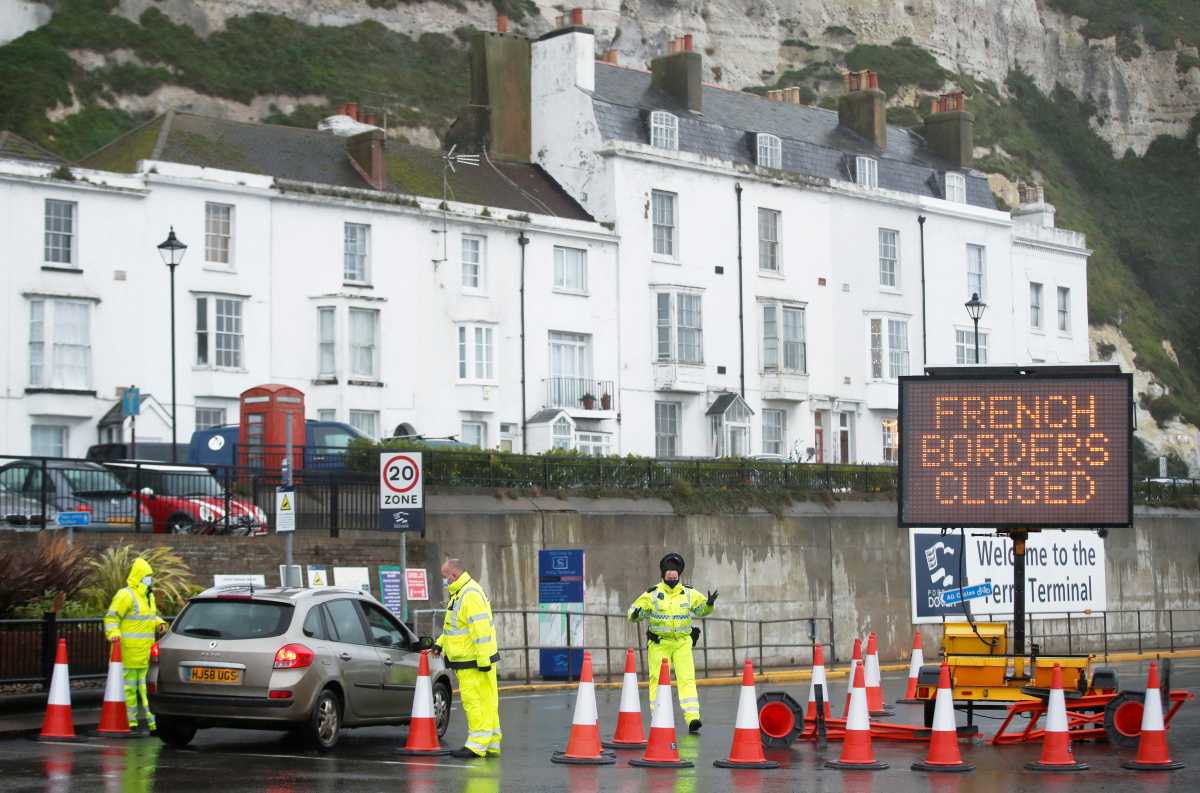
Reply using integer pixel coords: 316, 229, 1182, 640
518, 231, 530, 452
735, 182, 746, 398
918, 215, 928, 367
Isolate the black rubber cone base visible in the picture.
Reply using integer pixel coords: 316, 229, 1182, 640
35, 735, 86, 743
93, 730, 143, 740
912, 760, 976, 773
1123, 760, 1184, 771
714, 758, 781, 769
397, 747, 453, 756
825, 759, 889, 770
602, 739, 647, 750
869, 708, 895, 718
1025, 760, 1089, 772
630, 757, 694, 768
551, 750, 616, 765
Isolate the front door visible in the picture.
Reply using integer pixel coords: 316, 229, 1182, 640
813, 411, 825, 464
360, 602, 418, 718
322, 599, 384, 720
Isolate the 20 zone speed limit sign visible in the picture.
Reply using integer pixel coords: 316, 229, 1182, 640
379, 452, 424, 533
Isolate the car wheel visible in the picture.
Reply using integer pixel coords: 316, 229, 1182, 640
305, 688, 342, 751
166, 514, 194, 534
433, 680, 452, 738
156, 716, 196, 748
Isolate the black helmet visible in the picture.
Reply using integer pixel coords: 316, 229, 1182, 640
659, 553, 685, 574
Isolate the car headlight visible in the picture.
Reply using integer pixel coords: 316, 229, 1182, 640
254, 506, 267, 523
198, 504, 215, 523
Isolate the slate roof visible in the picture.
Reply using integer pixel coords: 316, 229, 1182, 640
705, 392, 753, 416
591, 64, 994, 209
80, 112, 592, 220
0, 131, 63, 164
527, 408, 567, 424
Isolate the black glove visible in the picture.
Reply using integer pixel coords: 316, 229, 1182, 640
477, 665, 491, 672
707, 590, 719, 606
629, 607, 643, 621
646, 629, 661, 645
690, 627, 701, 644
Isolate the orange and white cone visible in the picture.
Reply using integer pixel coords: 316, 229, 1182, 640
912, 663, 974, 772
552, 651, 616, 764
805, 643, 831, 721
630, 658, 693, 768
38, 639, 81, 742
397, 650, 451, 756
842, 637, 863, 718
714, 658, 780, 769
603, 649, 647, 750
1025, 664, 1088, 772
1122, 662, 1184, 771
864, 632, 893, 717
898, 631, 924, 703
825, 661, 887, 769
95, 641, 133, 737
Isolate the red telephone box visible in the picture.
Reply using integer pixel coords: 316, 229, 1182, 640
238, 384, 305, 473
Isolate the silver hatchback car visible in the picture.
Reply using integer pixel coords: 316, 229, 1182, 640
149, 586, 452, 750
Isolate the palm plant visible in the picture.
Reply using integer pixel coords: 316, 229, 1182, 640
0, 534, 90, 617
81, 545, 199, 615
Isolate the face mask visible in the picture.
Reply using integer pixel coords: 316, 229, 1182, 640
141, 576, 153, 587
442, 578, 450, 589
663, 572, 680, 585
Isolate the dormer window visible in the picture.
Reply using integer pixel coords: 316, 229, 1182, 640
756, 133, 782, 169
945, 172, 966, 203
855, 156, 878, 188
650, 110, 679, 151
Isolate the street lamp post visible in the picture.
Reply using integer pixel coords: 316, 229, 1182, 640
157, 228, 187, 462
964, 292, 987, 364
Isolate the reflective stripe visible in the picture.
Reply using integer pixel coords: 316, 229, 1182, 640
473, 636, 493, 645
122, 632, 156, 639
123, 615, 158, 622
468, 730, 492, 739
443, 628, 469, 636
123, 588, 140, 616
105, 611, 120, 618
467, 613, 489, 624
679, 697, 699, 705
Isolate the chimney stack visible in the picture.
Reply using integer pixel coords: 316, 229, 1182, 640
651, 34, 703, 113
600, 49, 618, 65
347, 129, 386, 190
571, 7, 584, 25
497, 13, 508, 33
344, 101, 359, 122
837, 69, 886, 150
448, 29, 532, 159
923, 91, 974, 168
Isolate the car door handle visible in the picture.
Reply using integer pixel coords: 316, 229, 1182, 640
383, 657, 393, 666
339, 652, 352, 661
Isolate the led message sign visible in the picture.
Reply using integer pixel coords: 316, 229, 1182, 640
899, 372, 1132, 528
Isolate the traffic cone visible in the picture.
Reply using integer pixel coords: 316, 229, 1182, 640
552, 651, 616, 765
898, 631, 924, 703
1122, 662, 1184, 771
864, 632, 893, 717
805, 643, 831, 721
825, 661, 887, 769
1025, 664, 1088, 772
630, 658, 693, 768
714, 658, 780, 769
912, 663, 974, 772
38, 639, 82, 742
842, 637, 862, 718
95, 641, 133, 737
603, 649, 647, 750
397, 650, 452, 756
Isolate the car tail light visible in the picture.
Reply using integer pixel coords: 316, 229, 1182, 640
268, 690, 293, 700
76, 502, 92, 512
273, 644, 314, 670
150, 642, 159, 663
147, 682, 157, 694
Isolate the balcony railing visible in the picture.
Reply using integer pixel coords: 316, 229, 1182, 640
544, 377, 615, 411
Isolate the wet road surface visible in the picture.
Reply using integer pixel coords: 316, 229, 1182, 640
2, 659, 1197, 792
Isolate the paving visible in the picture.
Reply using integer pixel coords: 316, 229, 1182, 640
0, 660, 1196, 792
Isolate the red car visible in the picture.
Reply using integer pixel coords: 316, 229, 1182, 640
104, 462, 267, 534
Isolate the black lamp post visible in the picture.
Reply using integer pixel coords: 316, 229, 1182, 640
964, 292, 987, 364
157, 227, 187, 462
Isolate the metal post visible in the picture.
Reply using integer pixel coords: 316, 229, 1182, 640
133, 461, 142, 534
604, 615, 612, 683
522, 610, 531, 685
1169, 610, 1175, 652
729, 619, 736, 673
41, 611, 56, 692
702, 619, 709, 679
1103, 611, 1108, 661
758, 620, 764, 670
1137, 610, 1143, 655
330, 479, 340, 539
169, 263, 177, 463
1067, 613, 1072, 655
399, 532, 409, 624
973, 313, 980, 364
565, 612, 573, 680
284, 414, 297, 588
1011, 531, 1027, 668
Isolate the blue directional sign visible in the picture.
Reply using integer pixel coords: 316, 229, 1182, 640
57, 511, 91, 528
942, 581, 992, 606
121, 387, 140, 417
538, 550, 584, 603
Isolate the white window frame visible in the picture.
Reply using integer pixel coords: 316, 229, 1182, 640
650, 110, 679, 151
881, 417, 899, 463
461, 234, 485, 292
457, 323, 497, 382
204, 202, 234, 266
31, 425, 68, 457
461, 420, 486, 448
758, 208, 781, 273
756, 133, 782, 169
349, 410, 380, 440
655, 401, 681, 457
553, 245, 587, 293
868, 316, 910, 380
711, 399, 753, 458
349, 307, 379, 380
343, 222, 370, 283
194, 297, 244, 369
317, 409, 337, 422
651, 190, 677, 259
28, 299, 93, 390
878, 228, 899, 288
945, 172, 966, 204
318, 306, 336, 377
762, 409, 787, 455
194, 407, 227, 431
955, 328, 989, 364
761, 301, 806, 373
656, 290, 703, 365
855, 156, 878, 189
1057, 286, 1071, 334
44, 199, 77, 266
966, 244, 986, 299
1029, 282, 1043, 330
576, 431, 612, 457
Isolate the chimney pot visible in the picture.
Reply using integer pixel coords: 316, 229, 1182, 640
923, 91, 975, 167
571, 7, 583, 25
602, 49, 618, 64
345, 101, 359, 121
837, 71, 887, 150
684, 34, 694, 51
497, 13, 508, 33
788, 86, 801, 104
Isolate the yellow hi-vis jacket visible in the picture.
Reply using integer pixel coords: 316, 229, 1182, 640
437, 572, 499, 670
627, 581, 713, 638
103, 557, 166, 668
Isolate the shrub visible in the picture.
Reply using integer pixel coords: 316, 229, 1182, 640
0, 534, 91, 617
81, 545, 200, 615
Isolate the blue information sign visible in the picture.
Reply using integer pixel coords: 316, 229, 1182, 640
942, 581, 993, 606
121, 387, 140, 417
57, 511, 91, 528
378, 565, 404, 616
538, 549, 584, 603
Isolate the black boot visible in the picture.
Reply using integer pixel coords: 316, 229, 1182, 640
688, 719, 702, 733
450, 747, 482, 759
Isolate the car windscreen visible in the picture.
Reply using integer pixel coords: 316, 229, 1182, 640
157, 471, 224, 497
58, 467, 130, 495
173, 600, 294, 640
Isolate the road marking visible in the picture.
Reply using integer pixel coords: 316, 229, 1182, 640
228, 751, 473, 768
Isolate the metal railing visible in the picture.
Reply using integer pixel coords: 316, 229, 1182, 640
0, 614, 173, 688
543, 377, 616, 411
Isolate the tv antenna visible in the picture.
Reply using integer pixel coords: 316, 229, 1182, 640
432, 144, 480, 269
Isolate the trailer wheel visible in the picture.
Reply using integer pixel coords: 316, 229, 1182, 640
1104, 691, 1145, 748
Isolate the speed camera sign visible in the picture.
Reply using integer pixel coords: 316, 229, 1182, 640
379, 452, 425, 533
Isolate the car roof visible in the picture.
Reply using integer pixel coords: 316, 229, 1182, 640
193, 585, 375, 603
106, 461, 212, 474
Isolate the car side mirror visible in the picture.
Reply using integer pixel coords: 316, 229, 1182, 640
139, 487, 155, 500
417, 636, 434, 651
